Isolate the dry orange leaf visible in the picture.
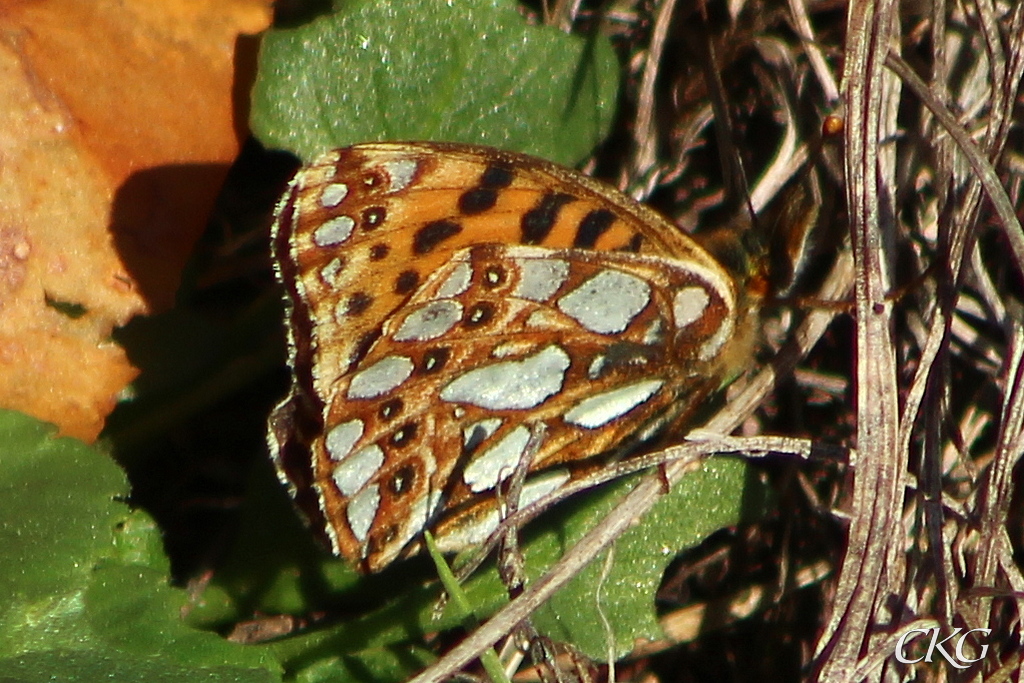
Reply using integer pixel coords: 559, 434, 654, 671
0, 0, 272, 441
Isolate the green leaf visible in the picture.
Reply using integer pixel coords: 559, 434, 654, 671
0, 411, 131, 654
83, 562, 271, 670
242, 460, 749, 674
0, 651, 277, 683
423, 532, 509, 683
439, 459, 749, 661
529, 459, 748, 660
107, 509, 171, 572
291, 645, 435, 683
0, 411, 279, 681
252, 0, 620, 165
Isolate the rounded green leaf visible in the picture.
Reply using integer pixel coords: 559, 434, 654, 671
529, 459, 749, 660
252, 0, 620, 165
0, 411, 278, 679
0, 411, 130, 653
84, 562, 274, 671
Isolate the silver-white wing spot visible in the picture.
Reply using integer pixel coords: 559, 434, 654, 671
312, 216, 355, 247
513, 256, 570, 302
367, 479, 440, 571
521, 468, 571, 504
347, 356, 415, 399
347, 485, 380, 544
332, 444, 384, 496
699, 314, 734, 361
463, 425, 532, 492
463, 418, 504, 450
319, 182, 349, 208
435, 469, 571, 551
525, 309, 562, 330
320, 257, 344, 287
557, 270, 651, 334
435, 261, 473, 298
491, 340, 538, 359
393, 300, 464, 342
403, 492, 433, 544
643, 319, 664, 345
564, 380, 665, 428
384, 159, 418, 193
325, 419, 364, 461
440, 345, 570, 410
673, 286, 710, 327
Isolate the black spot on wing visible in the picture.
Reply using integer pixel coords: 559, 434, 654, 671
521, 193, 575, 244
394, 270, 420, 294
414, 220, 462, 254
573, 209, 616, 248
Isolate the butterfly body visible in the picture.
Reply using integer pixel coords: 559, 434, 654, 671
268, 142, 753, 572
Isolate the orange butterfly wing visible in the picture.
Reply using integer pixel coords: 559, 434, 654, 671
268, 143, 748, 571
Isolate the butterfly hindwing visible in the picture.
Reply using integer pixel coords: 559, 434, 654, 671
311, 244, 736, 571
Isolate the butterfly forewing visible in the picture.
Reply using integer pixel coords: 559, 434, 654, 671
273, 144, 723, 384
268, 142, 749, 572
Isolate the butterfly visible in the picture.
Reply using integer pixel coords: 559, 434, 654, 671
267, 142, 757, 572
